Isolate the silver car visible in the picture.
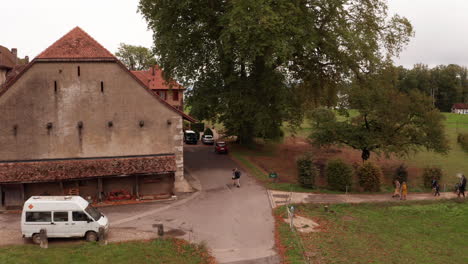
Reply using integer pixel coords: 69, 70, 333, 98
201, 134, 214, 145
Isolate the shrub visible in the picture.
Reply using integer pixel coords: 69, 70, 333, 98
326, 159, 353, 191
458, 133, 468, 152
356, 162, 382, 192
204, 127, 213, 136
422, 167, 443, 188
394, 164, 408, 184
297, 154, 317, 189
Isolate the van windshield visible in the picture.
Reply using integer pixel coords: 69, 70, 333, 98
85, 205, 102, 221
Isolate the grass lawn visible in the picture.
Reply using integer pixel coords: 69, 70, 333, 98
231, 112, 468, 193
0, 238, 215, 264
403, 113, 468, 183
275, 200, 468, 264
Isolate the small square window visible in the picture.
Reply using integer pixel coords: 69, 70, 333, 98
53, 212, 68, 222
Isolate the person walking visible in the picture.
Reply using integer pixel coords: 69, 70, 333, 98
431, 178, 440, 197
400, 181, 408, 200
458, 174, 466, 198
392, 180, 401, 198
232, 168, 241, 188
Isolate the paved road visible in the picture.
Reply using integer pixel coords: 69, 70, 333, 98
112, 144, 278, 263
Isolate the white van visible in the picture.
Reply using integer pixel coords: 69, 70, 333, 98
21, 196, 109, 244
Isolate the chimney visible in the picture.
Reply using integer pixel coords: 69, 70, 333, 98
25, 56, 29, 64
11, 48, 18, 64
151, 65, 155, 76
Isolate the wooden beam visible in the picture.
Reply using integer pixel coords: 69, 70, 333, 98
135, 175, 140, 199
98, 178, 103, 202
0, 185, 3, 209
20, 184, 25, 202
59, 181, 64, 195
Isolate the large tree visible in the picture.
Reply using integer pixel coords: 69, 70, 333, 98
115, 43, 157, 71
309, 66, 449, 161
138, 0, 412, 143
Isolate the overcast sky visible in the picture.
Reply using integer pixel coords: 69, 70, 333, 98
1, 0, 467, 69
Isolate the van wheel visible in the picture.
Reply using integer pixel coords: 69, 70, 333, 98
85, 231, 98, 242
32, 234, 41, 244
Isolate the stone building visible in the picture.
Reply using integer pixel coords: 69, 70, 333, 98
132, 65, 185, 110
0, 46, 27, 86
0, 27, 195, 210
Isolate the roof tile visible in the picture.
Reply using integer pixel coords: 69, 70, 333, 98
37, 27, 115, 60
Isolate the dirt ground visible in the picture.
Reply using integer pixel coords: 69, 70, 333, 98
250, 137, 423, 189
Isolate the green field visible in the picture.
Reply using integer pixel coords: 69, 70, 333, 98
276, 200, 468, 264
403, 113, 468, 185
0, 239, 214, 264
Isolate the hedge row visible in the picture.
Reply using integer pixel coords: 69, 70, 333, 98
296, 155, 443, 192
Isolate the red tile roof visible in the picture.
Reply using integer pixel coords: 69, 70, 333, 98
36, 27, 115, 60
0, 155, 176, 183
453, 103, 468, 110
0, 27, 197, 122
131, 65, 185, 91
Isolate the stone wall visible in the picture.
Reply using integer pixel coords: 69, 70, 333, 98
0, 62, 182, 161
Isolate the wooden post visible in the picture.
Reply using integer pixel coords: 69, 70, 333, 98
20, 184, 25, 202
39, 229, 48, 249
98, 178, 103, 202
135, 175, 140, 199
59, 181, 64, 195
0, 185, 3, 209
98, 227, 107, 245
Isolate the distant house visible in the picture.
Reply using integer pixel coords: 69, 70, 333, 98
0, 46, 28, 87
132, 65, 185, 111
0, 27, 196, 210
452, 103, 468, 114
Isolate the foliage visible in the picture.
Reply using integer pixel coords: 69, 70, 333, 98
0, 238, 215, 264
396, 64, 468, 112
138, 0, 413, 144
115, 43, 157, 71
326, 159, 353, 192
422, 167, 443, 188
393, 164, 409, 184
203, 127, 213, 136
190, 123, 205, 140
296, 154, 316, 189
309, 69, 450, 161
278, 201, 468, 264
356, 162, 382, 191
458, 133, 468, 152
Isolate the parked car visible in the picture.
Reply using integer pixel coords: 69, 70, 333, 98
184, 130, 198, 144
201, 134, 214, 145
21, 196, 109, 244
214, 141, 228, 154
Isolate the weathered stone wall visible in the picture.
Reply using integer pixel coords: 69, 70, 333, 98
0, 62, 182, 161
139, 174, 174, 196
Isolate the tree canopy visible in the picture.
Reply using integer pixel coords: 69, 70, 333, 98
115, 43, 157, 71
309, 66, 449, 161
395, 64, 468, 112
138, 0, 413, 143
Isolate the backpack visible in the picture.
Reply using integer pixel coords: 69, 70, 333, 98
235, 170, 241, 178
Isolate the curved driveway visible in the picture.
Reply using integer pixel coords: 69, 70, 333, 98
112, 144, 278, 264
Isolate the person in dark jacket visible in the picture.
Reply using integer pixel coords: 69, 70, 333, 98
232, 168, 241, 188
458, 174, 466, 198
431, 178, 440, 196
